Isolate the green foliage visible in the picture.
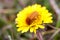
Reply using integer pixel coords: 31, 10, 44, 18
0, 18, 6, 28
0, 36, 3, 40
35, 0, 44, 5
54, 33, 60, 40
56, 20, 60, 28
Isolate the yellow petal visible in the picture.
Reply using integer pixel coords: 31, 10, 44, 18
21, 27, 29, 33
17, 27, 23, 32
33, 29, 36, 34
37, 25, 45, 29
30, 27, 34, 32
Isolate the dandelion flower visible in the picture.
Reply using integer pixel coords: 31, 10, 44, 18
15, 4, 53, 34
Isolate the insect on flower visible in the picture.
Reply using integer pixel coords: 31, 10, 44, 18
15, 4, 53, 33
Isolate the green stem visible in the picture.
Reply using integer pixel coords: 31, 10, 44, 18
56, 15, 60, 28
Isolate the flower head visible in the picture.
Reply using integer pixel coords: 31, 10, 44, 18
15, 4, 53, 34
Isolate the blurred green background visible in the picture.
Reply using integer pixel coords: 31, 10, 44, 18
0, 0, 60, 40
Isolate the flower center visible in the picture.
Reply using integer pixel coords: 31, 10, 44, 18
26, 11, 39, 25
